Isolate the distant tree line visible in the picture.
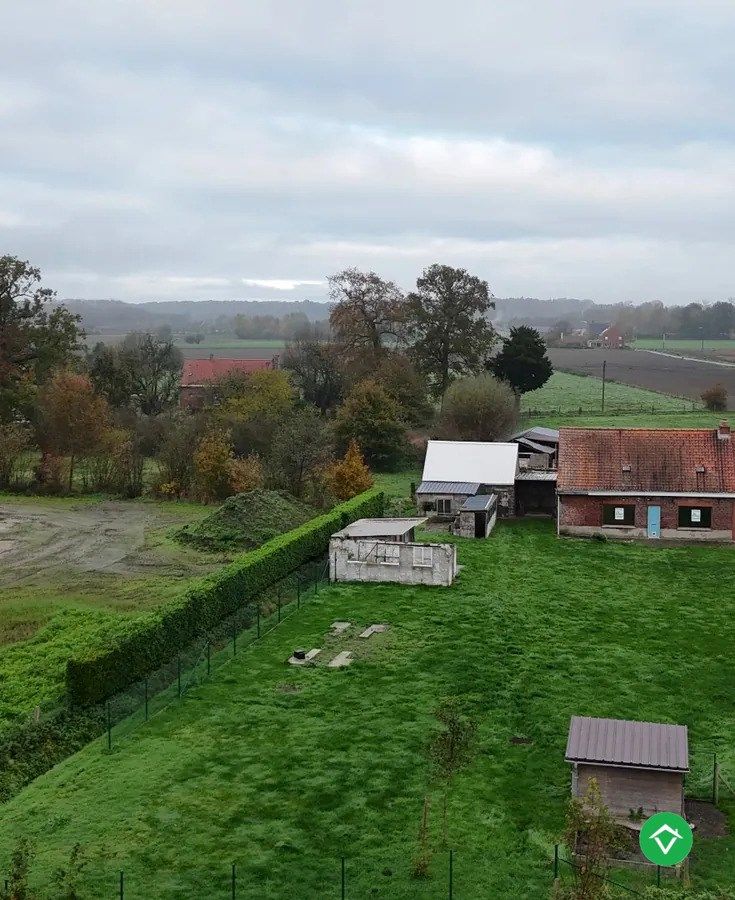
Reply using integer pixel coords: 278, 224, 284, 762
547, 299, 735, 340
0, 255, 553, 504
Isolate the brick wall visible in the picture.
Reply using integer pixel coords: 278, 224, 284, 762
559, 494, 734, 540
575, 763, 684, 816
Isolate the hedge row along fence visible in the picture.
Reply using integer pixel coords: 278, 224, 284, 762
66, 489, 384, 707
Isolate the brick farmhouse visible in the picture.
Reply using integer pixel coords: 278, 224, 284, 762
557, 422, 735, 542
179, 357, 277, 410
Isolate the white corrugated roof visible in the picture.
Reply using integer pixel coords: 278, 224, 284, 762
332, 518, 427, 538
422, 441, 519, 486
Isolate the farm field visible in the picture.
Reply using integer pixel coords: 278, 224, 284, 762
522, 371, 697, 414
633, 338, 735, 353
548, 348, 735, 410
0, 496, 221, 730
1, 521, 733, 897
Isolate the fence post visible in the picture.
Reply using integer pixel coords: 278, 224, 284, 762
297, 577, 301, 608
277, 588, 281, 623
341, 856, 345, 900
206, 641, 211, 676
657, 864, 661, 886
449, 849, 453, 899
144, 678, 149, 722
119, 870, 124, 900
553, 844, 559, 880
177, 655, 182, 697
231, 862, 236, 899
233, 622, 237, 657
713, 752, 719, 805
106, 701, 112, 751
257, 604, 261, 639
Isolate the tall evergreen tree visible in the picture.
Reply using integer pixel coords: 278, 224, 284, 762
488, 325, 552, 395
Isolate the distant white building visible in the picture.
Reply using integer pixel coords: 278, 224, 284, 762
415, 440, 519, 523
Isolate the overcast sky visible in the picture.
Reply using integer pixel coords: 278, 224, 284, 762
3, 1, 735, 304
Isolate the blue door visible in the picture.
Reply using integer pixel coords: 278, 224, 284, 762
647, 505, 661, 538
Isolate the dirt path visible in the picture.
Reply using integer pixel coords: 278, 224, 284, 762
0, 500, 214, 587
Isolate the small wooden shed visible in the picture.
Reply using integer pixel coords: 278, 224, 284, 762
565, 716, 689, 817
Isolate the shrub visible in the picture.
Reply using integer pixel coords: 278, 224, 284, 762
437, 373, 517, 441
66, 488, 384, 706
228, 454, 264, 494
325, 440, 373, 500
193, 429, 235, 502
701, 384, 728, 411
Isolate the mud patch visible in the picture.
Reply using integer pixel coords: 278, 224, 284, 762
686, 799, 729, 838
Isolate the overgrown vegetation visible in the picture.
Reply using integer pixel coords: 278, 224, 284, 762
176, 490, 318, 552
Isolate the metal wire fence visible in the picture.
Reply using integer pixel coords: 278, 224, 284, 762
0, 557, 331, 803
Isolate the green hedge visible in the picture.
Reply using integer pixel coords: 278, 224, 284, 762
66, 489, 384, 707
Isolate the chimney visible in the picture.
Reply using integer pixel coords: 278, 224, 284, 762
718, 420, 731, 440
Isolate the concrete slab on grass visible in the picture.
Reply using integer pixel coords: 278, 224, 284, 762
288, 649, 321, 666
327, 651, 353, 668
359, 624, 389, 639
329, 621, 351, 635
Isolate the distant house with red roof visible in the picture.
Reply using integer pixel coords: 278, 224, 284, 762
587, 324, 625, 349
180, 356, 278, 410
557, 423, 735, 542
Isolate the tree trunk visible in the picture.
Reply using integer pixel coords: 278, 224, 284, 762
68, 454, 75, 494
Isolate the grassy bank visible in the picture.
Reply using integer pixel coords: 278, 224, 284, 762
1, 521, 733, 896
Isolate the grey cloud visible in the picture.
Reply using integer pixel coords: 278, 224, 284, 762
1, 1, 735, 301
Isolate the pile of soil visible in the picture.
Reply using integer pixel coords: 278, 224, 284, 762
176, 490, 318, 552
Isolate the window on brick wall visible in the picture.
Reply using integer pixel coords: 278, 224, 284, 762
602, 503, 635, 526
678, 506, 712, 529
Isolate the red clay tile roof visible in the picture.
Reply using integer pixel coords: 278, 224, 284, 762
558, 425, 735, 493
180, 357, 274, 387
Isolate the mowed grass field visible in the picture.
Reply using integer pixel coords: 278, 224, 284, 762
522, 371, 697, 414
1, 521, 734, 897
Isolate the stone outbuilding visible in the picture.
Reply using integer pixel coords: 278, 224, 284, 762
329, 518, 457, 587
457, 494, 497, 538
416, 440, 519, 522
565, 716, 689, 818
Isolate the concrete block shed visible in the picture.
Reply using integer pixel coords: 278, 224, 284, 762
457, 494, 497, 538
329, 518, 457, 586
565, 716, 689, 817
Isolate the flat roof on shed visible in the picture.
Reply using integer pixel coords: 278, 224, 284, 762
460, 494, 496, 511
565, 716, 689, 772
332, 518, 427, 538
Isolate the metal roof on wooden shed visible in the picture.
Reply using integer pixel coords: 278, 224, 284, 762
565, 716, 689, 772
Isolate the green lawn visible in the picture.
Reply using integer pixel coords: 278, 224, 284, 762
633, 338, 735, 352
525, 411, 730, 430
522, 372, 697, 414
1, 522, 733, 897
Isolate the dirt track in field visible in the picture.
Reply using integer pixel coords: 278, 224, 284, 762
0, 500, 214, 587
548, 348, 735, 410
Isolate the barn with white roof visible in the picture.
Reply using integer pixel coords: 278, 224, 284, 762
415, 440, 519, 526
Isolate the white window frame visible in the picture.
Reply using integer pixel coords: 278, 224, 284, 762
413, 545, 434, 568
375, 543, 400, 565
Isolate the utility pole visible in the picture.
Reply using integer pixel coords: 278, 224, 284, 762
662, 331, 666, 350
601, 359, 607, 413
